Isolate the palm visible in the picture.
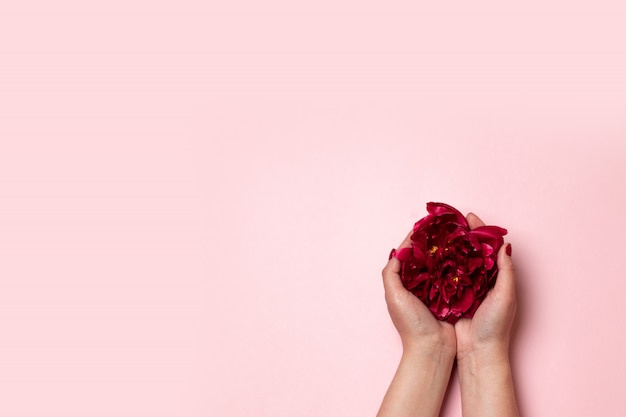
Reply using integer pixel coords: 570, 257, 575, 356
455, 291, 501, 352
411, 294, 456, 346
386, 280, 456, 347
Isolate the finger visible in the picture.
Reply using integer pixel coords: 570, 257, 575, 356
382, 229, 414, 293
382, 257, 406, 295
492, 242, 515, 298
466, 212, 486, 230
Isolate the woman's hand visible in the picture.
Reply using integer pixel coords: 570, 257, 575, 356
454, 213, 517, 361
382, 231, 456, 356
453, 213, 520, 417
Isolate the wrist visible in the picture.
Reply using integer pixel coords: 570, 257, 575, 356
456, 343, 519, 417
456, 341, 510, 369
378, 335, 456, 417
402, 336, 456, 364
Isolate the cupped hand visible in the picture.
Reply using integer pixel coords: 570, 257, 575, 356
382, 231, 456, 355
454, 213, 517, 360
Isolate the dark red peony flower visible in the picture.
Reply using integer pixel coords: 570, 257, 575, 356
394, 202, 507, 324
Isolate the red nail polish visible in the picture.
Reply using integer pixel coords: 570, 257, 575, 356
505, 243, 512, 256
389, 248, 396, 260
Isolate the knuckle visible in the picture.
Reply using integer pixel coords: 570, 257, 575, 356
381, 264, 392, 277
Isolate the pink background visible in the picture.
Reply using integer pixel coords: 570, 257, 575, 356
1, 1, 625, 416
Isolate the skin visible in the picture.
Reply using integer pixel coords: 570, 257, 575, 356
377, 213, 519, 417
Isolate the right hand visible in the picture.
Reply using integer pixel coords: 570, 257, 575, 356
454, 213, 517, 360
382, 231, 456, 356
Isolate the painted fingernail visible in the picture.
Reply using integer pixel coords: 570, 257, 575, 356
505, 243, 512, 256
389, 248, 396, 260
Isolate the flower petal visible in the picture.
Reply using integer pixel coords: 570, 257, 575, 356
427, 202, 468, 228
481, 243, 494, 257
394, 247, 413, 262
454, 287, 475, 313
471, 225, 508, 237
468, 257, 483, 273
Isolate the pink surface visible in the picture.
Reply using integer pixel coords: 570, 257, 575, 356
1, 2, 625, 416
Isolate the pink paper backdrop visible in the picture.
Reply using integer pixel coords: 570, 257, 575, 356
1, 1, 625, 416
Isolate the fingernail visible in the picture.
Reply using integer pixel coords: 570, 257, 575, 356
505, 243, 512, 256
389, 248, 396, 260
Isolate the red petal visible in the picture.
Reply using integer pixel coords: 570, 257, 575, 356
481, 243, 494, 257
412, 246, 427, 265
415, 272, 431, 283
427, 202, 460, 216
440, 280, 457, 303
427, 202, 468, 228
468, 257, 483, 273
471, 226, 507, 241
454, 287, 475, 313
431, 296, 450, 319
394, 247, 413, 262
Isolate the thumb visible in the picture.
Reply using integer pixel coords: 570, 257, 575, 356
492, 242, 515, 299
382, 255, 407, 296
382, 230, 414, 294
